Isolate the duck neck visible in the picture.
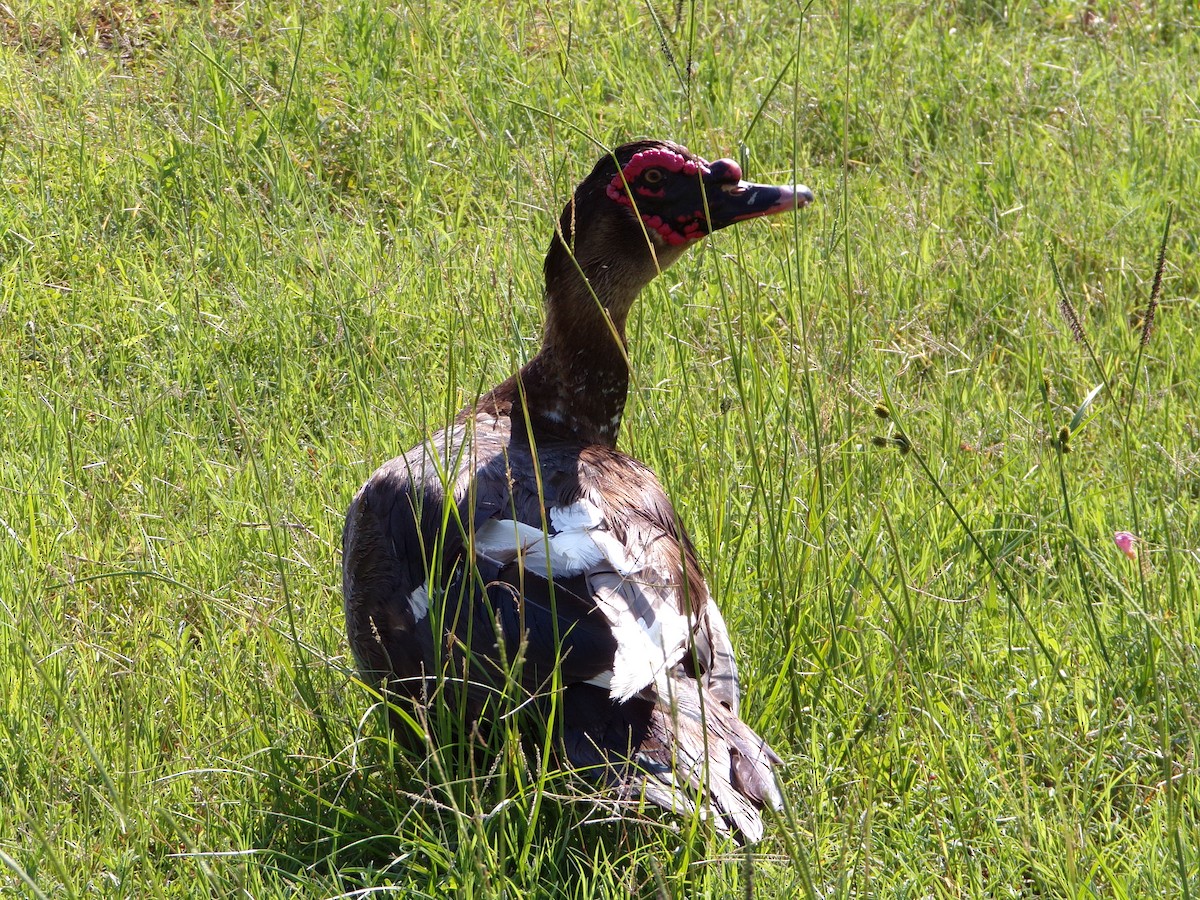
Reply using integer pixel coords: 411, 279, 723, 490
514, 271, 633, 447
482, 210, 670, 447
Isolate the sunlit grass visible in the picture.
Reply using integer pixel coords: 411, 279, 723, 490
2, 0, 1198, 896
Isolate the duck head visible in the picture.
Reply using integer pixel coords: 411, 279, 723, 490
544, 139, 814, 333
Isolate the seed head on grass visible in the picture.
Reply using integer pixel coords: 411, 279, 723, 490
1140, 204, 1172, 349
1048, 247, 1111, 401
870, 433, 910, 454
1050, 258, 1087, 345
1051, 248, 1099, 357
1060, 295, 1086, 343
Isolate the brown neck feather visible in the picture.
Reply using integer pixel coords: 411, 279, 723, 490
475, 189, 687, 447
516, 303, 630, 447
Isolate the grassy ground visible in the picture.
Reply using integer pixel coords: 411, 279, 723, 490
2, 0, 1198, 895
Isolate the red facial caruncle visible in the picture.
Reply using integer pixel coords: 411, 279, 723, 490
605, 143, 808, 247
607, 148, 712, 246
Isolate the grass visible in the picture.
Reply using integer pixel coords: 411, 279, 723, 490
2, 0, 1198, 895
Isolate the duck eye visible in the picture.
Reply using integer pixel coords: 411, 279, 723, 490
642, 168, 664, 185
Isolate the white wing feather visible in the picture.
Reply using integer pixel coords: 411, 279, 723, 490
473, 498, 692, 701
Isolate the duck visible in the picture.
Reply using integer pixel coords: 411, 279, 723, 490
342, 139, 814, 843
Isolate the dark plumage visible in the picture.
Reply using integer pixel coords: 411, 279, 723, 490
342, 139, 813, 842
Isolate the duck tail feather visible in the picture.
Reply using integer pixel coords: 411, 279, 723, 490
561, 677, 781, 843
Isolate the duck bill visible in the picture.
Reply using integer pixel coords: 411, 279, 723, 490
704, 181, 815, 232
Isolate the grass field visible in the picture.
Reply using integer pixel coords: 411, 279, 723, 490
2, 0, 1199, 896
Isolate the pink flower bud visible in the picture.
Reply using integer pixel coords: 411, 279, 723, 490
1113, 531, 1138, 561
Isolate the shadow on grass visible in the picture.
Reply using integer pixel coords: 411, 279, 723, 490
244, 680, 751, 898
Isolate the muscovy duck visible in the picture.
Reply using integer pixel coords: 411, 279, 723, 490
343, 139, 813, 842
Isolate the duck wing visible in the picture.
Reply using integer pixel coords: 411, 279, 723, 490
343, 414, 780, 840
